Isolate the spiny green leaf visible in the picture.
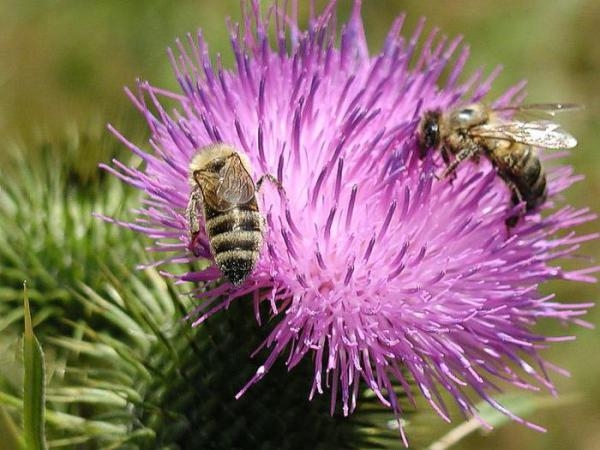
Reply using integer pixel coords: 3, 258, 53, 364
50, 383, 143, 405
0, 392, 22, 409
44, 337, 121, 361
45, 388, 129, 407
22, 281, 47, 450
0, 406, 24, 450
0, 128, 144, 340
45, 409, 129, 436
0, 309, 24, 334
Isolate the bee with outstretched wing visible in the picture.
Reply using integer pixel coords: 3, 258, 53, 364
417, 103, 580, 227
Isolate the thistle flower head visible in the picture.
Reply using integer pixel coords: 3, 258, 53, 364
104, 0, 597, 443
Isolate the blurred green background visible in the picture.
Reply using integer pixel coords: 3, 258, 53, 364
0, 0, 598, 448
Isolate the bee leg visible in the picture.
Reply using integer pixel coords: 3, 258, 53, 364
186, 185, 204, 256
441, 146, 452, 166
256, 174, 287, 201
256, 173, 282, 190
438, 143, 480, 180
438, 146, 457, 182
186, 185, 202, 236
499, 175, 525, 228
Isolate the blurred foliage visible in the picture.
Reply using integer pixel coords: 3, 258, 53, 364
0, 0, 598, 449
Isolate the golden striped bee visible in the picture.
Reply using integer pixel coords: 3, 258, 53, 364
186, 143, 267, 285
417, 103, 579, 226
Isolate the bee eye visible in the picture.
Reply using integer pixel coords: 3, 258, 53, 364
417, 110, 442, 155
424, 121, 439, 148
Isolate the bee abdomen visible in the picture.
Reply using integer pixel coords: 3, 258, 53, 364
524, 172, 547, 211
210, 230, 263, 253
206, 209, 262, 235
519, 150, 541, 185
513, 156, 546, 211
205, 208, 263, 285
214, 250, 259, 285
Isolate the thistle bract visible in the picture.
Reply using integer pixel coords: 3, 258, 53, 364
104, 0, 597, 443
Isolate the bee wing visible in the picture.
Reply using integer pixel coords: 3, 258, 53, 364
196, 171, 232, 211
215, 154, 256, 206
470, 120, 578, 149
494, 103, 583, 117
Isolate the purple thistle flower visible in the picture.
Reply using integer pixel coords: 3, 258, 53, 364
103, 0, 598, 444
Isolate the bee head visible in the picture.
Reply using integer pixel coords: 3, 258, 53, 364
417, 110, 442, 158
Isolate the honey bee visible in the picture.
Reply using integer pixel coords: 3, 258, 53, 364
187, 143, 269, 285
417, 103, 579, 226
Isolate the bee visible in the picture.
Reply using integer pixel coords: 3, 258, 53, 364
417, 103, 579, 226
187, 143, 270, 285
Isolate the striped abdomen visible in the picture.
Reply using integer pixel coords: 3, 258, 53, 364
203, 199, 264, 285
504, 145, 547, 211
516, 151, 546, 212
491, 142, 547, 227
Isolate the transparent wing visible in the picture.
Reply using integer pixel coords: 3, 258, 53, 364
196, 171, 231, 211
470, 120, 578, 149
494, 103, 583, 117
215, 154, 255, 205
